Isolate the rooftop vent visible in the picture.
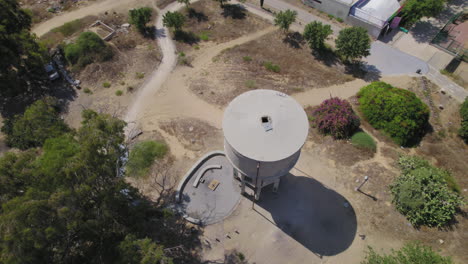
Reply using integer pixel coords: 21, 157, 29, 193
261, 116, 272, 132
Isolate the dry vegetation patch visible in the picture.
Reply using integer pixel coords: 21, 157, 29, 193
174, 0, 270, 52
22, 0, 101, 24
190, 30, 353, 106
159, 118, 221, 152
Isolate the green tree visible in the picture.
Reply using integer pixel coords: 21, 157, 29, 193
1, 98, 70, 150
64, 31, 113, 67
303, 21, 333, 50
362, 242, 453, 264
163, 11, 186, 32
401, 0, 446, 26
458, 97, 468, 143
274, 9, 297, 34
118, 235, 173, 264
357, 82, 429, 146
336, 27, 371, 62
0, 150, 36, 205
129, 7, 153, 33
0, 0, 47, 97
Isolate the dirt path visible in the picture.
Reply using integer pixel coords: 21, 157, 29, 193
32, 0, 145, 37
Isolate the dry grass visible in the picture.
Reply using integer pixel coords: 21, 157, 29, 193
190, 30, 353, 106
174, 0, 270, 52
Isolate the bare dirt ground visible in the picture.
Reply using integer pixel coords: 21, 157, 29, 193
39, 11, 162, 127
21, 0, 102, 24
173, 0, 270, 53
190, 30, 354, 106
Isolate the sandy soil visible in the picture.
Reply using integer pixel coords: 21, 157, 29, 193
190, 30, 354, 106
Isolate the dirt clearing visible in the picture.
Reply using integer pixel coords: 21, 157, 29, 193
190, 30, 354, 106
174, 0, 270, 53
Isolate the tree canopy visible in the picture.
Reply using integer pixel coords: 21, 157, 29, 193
458, 97, 468, 143
401, 0, 446, 26
1, 98, 69, 150
129, 7, 154, 33
335, 27, 371, 62
0, 108, 196, 263
163, 11, 186, 31
0, 0, 47, 97
303, 21, 333, 50
274, 9, 297, 33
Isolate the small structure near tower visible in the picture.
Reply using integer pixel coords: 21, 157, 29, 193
223, 90, 309, 200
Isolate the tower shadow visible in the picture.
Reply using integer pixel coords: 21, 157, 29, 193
254, 173, 357, 256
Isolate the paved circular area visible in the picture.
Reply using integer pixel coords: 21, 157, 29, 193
178, 154, 241, 225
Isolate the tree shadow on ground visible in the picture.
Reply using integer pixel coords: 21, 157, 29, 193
222, 4, 246, 19
410, 20, 441, 44
345, 62, 382, 82
311, 48, 341, 67
174, 30, 200, 45
283, 32, 304, 49
253, 173, 357, 257
189, 8, 208, 22
143, 25, 157, 40
0, 79, 77, 118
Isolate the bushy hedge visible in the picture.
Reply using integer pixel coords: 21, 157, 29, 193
358, 82, 429, 146
64, 32, 113, 68
391, 156, 462, 227
362, 242, 453, 264
126, 140, 168, 177
311, 97, 360, 139
459, 97, 468, 142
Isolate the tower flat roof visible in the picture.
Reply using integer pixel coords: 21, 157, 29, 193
223, 90, 309, 162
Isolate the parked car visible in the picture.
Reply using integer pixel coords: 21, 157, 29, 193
44, 63, 60, 81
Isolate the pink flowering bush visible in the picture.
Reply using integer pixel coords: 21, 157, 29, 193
311, 97, 360, 139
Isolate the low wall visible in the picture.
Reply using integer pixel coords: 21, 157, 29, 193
302, 0, 352, 21
347, 15, 382, 38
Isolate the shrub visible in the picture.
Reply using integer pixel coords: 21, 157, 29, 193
64, 32, 113, 68
336, 17, 344, 23
198, 32, 209, 41
115, 90, 123, 96
242, 56, 252, 62
1, 98, 70, 150
459, 97, 468, 142
52, 19, 84, 37
311, 97, 360, 139
362, 242, 453, 264
358, 82, 430, 146
351, 132, 376, 151
135, 72, 145, 79
83, 88, 92, 94
127, 86, 134, 93
244, 80, 256, 89
391, 155, 462, 227
327, 14, 335, 19
397, 155, 460, 193
263, 61, 280, 73
126, 141, 168, 177
102, 82, 111, 88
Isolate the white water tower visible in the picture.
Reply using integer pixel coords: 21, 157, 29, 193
222, 89, 309, 200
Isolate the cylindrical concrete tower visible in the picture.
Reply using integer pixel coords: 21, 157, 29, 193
223, 89, 309, 199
